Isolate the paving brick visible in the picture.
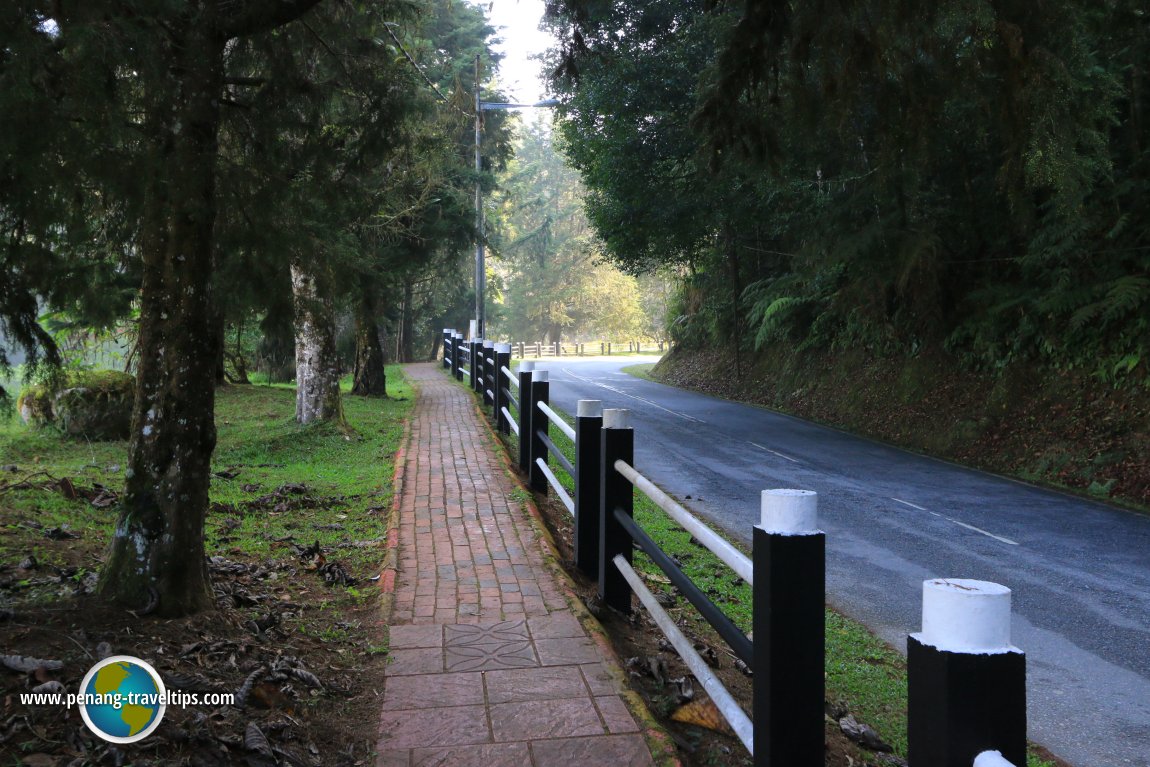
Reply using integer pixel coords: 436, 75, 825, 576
377, 365, 653, 765
489, 697, 604, 741
377, 705, 490, 749
382, 672, 484, 710
531, 734, 655, 766
485, 665, 588, 704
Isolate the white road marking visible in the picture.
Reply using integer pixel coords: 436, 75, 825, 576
891, 497, 1019, 546
561, 368, 705, 423
749, 441, 800, 463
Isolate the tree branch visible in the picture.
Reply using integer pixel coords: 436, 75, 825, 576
217, 0, 326, 40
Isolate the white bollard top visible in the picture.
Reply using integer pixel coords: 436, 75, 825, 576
482, 339, 494, 348
520, 360, 535, 372
443, 328, 453, 334
496, 343, 512, 353
973, 751, 1018, 767
917, 579, 1016, 654
468, 319, 478, 339
759, 489, 819, 534
577, 400, 603, 418
603, 408, 632, 429
532, 370, 549, 382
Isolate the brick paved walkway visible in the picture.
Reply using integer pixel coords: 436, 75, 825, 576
377, 363, 655, 767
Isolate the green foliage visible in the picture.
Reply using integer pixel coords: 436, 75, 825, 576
546, 0, 1150, 382
492, 123, 651, 342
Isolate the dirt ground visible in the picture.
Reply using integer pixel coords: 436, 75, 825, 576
0, 478, 389, 767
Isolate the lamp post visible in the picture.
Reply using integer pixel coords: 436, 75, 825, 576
473, 54, 557, 339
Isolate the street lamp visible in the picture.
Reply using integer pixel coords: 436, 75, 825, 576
474, 54, 558, 339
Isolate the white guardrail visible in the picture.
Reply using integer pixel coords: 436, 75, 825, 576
614, 459, 753, 586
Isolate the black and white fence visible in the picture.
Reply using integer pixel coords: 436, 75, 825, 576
508, 340, 669, 358
439, 332, 1028, 767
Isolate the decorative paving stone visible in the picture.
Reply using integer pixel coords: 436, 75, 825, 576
445, 620, 528, 646
442, 620, 539, 671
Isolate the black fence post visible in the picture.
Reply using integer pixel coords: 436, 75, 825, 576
442, 328, 452, 369
467, 338, 478, 392
453, 333, 464, 381
908, 580, 1026, 767
529, 370, 549, 494
481, 341, 494, 407
517, 361, 535, 473
753, 489, 825, 767
598, 408, 633, 614
494, 343, 511, 432
575, 400, 603, 577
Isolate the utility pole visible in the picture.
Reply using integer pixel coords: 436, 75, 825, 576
474, 54, 485, 339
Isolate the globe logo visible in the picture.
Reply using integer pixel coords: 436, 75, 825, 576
77, 656, 167, 743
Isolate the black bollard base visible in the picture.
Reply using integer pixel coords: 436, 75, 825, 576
907, 636, 1026, 767
753, 527, 825, 767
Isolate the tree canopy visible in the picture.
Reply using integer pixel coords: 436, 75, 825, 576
546, 0, 1150, 380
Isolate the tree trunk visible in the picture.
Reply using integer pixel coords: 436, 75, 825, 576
291, 260, 343, 423
351, 291, 387, 396
399, 278, 415, 363
98, 19, 223, 617
213, 306, 228, 387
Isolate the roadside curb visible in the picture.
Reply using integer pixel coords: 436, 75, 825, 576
467, 390, 683, 767
376, 375, 417, 626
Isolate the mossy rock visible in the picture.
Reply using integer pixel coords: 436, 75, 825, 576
18, 370, 135, 441
16, 386, 55, 428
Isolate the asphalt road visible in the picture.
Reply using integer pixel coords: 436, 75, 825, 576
534, 355, 1150, 767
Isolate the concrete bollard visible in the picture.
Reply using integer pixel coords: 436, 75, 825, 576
529, 370, 549, 494
494, 343, 511, 434
517, 361, 535, 472
599, 408, 633, 614
753, 489, 825, 767
575, 400, 604, 577
908, 579, 1026, 767
481, 340, 495, 405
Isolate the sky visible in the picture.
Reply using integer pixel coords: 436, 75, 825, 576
481, 0, 553, 104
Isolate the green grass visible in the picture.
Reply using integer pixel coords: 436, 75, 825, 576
621, 362, 658, 381
1, 367, 412, 600
501, 397, 1056, 766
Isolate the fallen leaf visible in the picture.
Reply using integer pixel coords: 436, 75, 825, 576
671, 698, 734, 735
